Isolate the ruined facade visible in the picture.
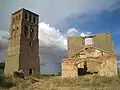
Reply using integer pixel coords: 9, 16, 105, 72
62, 33, 118, 77
4, 8, 40, 76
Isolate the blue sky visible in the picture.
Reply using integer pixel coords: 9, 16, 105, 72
0, 0, 120, 74
57, 8, 120, 54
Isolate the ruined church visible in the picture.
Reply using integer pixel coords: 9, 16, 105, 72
62, 33, 118, 77
4, 8, 40, 76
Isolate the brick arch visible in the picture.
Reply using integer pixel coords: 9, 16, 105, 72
74, 58, 102, 67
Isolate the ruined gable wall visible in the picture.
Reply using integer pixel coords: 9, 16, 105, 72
68, 36, 84, 58
93, 33, 114, 53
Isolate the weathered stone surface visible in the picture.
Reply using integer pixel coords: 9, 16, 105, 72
62, 33, 118, 77
4, 8, 40, 77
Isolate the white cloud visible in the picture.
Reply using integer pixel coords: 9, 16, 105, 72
67, 28, 79, 36
39, 22, 67, 50
80, 32, 92, 37
67, 28, 92, 37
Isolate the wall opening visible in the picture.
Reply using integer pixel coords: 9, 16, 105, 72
30, 27, 34, 39
29, 68, 33, 76
25, 12, 28, 20
77, 61, 98, 76
33, 16, 36, 23
24, 25, 28, 37
29, 14, 32, 22
78, 61, 87, 76
85, 38, 93, 45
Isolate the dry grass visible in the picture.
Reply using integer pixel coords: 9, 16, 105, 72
2, 68, 120, 90
7, 75, 120, 90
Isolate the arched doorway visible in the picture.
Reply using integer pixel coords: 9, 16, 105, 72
76, 59, 101, 76
77, 61, 87, 76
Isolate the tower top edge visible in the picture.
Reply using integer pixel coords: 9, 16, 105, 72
12, 8, 39, 16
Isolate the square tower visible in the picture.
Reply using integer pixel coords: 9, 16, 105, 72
4, 8, 40, 76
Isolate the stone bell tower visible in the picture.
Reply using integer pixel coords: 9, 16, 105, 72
4, 8, 40, 76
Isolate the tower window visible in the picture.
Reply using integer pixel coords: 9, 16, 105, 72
25, 12, 28, 20
24, 25, 28, 37
30, 27, 34, 39
33, 16, 36, 23
29, 14, 32, 22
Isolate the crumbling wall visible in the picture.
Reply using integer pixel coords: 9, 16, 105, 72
93, 33, 114, 53
62, 33, 117, 78
62, 46, 118, 77
98, 54, 118, 77
62, 59, 77, 77
68, 36, 84, 58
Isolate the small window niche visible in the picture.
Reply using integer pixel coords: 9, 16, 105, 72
85, 38, 93, 45
30, 27, 34, 39
24, 25, 28, 37
33, 16, 36, 23
29, 14, 32, 22
25, 12, 28, 20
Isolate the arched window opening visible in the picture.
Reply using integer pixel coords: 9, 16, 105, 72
30, 27, 34, 39
24, 25, 28, 37
33, 16, 36, 23
29, 14, 32, 22
25, 12, 28, 20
